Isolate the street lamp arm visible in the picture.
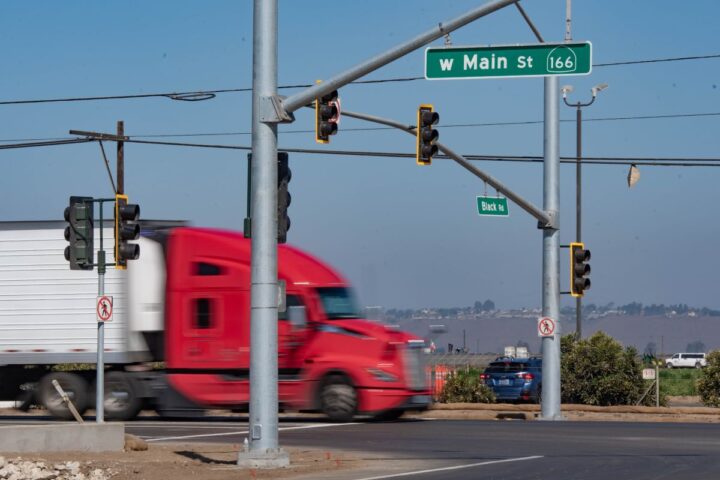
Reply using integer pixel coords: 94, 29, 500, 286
562, 96, 595, 109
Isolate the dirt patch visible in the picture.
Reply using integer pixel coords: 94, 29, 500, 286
0, 444, 363, 480
666, 395, 702, 407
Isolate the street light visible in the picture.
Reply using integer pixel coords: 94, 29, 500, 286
562, 82, 608, 339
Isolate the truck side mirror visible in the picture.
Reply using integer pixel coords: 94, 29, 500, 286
288, 306, 307, 329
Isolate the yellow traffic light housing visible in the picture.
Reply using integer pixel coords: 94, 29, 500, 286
416, 104, 439, 165
114, 194, 140, 270
570, 242, 591, 297
315, 90, 339, 144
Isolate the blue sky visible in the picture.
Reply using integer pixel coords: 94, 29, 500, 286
1, 1, 719, 310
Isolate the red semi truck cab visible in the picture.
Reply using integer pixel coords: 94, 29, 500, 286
163, 228, 430, 421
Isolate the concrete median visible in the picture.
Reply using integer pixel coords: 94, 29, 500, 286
0, 423, 125, 453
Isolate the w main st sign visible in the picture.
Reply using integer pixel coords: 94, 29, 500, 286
425, 42, 592, 80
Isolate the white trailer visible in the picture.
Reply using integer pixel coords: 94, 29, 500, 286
0, 220, 179, 419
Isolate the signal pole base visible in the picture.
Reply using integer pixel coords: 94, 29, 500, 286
237, 448, 290, 469
537, 413, 566, 421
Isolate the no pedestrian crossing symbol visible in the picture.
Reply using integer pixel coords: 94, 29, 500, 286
96, 295, 113, 322
537, 317, 556, 337
425, 42, 592, 80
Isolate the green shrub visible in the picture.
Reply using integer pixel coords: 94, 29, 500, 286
438, 368, 495, 403
561, 331, 666, 406
697, 350, 720, 407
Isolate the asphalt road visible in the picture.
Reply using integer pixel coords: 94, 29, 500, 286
2, 415, 719, 479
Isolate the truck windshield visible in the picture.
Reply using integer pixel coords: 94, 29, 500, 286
316, 287, 360, 320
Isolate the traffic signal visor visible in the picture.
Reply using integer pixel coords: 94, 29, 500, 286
570, 242, 591, 297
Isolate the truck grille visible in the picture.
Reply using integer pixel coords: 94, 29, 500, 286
404, 343, 428, 390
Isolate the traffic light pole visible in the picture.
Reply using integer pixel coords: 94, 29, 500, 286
91, 198, 117, 423
96, 202, 106, 424
244, 0, 527, 467
514, 1, 561, 419
281, 0, 521, 114
541, 76, 562, 420
238, 0, 288, 468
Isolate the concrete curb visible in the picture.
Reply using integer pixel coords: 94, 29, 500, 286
0, 423, 125, 453
430, 402, 720, 415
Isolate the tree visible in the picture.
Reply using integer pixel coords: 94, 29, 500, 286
686, 341, 706, 353
620, 302, 643, 316
482, 300, 495, 311
643, 342, 657, 357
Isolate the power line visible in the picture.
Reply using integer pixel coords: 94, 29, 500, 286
1, 135, 719, 167
1, 53, 719, 106
2, 109, 719, 144
594, 53, 720, 67
0, 138, 94, 150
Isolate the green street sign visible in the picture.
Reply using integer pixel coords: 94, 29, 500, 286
477, 196, 509, 217
425, 42, 592, 80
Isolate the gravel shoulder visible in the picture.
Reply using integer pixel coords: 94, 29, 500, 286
0, 444, 363, 480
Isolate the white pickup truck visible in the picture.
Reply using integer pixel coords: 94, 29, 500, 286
665, 353, 707, 369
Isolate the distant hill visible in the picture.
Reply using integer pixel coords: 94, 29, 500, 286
389, 313, 720, 356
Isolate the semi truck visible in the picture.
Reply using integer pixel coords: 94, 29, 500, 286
0, 221, 431, 421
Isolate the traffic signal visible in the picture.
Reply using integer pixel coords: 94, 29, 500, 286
114, 194, 140, 269
63, 196, 94, 270
416, 104, 439, 165
570, 242, 591, 297
277, 152, 291, 244
315, 90, 339, 144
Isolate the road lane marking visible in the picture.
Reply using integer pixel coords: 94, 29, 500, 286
352, 455, 544, 480
145, 422, 360, 442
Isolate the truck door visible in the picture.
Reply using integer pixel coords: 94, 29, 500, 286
180, 260, 249, 368
181, 295, 222, 364
278, 294, 307, 370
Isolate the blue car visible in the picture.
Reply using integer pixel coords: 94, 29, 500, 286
480, 357, 542, 403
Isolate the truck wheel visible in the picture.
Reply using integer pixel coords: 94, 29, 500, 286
320, 376, 357, 422
666, 363, 673, 369
38, 372, 88, 420
102, 372, 143, 421
695, 362, 702, 369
